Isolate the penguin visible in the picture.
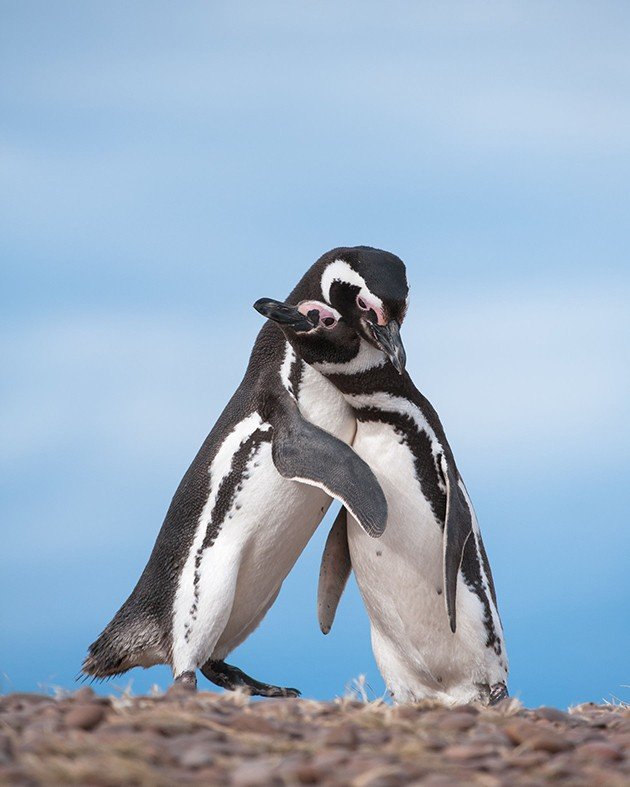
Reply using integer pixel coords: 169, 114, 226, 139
254, 270, 508, 705
82, 247, 404, 695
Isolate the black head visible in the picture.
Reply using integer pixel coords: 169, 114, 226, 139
253, 298, 360, 367
317, 247, 408, 373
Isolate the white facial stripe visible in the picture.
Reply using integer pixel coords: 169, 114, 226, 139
320, 259, 384, 310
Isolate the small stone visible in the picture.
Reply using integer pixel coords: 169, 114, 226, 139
439, 712, 476, 732
311, 750, 347, 770
535, 706, 569, 723
231, 758, 279, 786
443, 743, 497, 760
293, 764, 320, 783
21, 715, 60, 744
455, 704, 480, 715
144, 715, 198, 736
0, 734, 12, 765
505, 750, 550, 768
525, 731, 573, 753
468, 728, 511, 747
503, 720, 540, 745
178, 743, 215, 769
64, 703, 105, 730
230, 713, 278, 735
576, 741, 623, 761
423, 734, 448, 751
320, 724, 359, 749
389, 705, 419, 721
73, 686, 96, 702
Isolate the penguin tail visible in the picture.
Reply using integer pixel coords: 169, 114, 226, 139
81, 606, 166, 680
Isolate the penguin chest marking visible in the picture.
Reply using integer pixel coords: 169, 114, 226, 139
297, 359, 356, 444
170, 410, 328, 671
343, 396, 507, 701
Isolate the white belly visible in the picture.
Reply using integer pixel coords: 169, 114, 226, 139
215, 442, 331, 656
347, 420, 506, 704
218, 368, 356, 653
172, 365, 355, 673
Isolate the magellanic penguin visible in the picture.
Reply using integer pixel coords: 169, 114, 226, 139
255, 279, 508, 705
83, 247, 406, 695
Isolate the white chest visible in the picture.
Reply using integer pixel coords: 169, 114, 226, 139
346, 418, 506, 703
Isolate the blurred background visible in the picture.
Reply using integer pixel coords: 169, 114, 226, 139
1, 2, 628, 709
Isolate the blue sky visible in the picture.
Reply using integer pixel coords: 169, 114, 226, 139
1, 2, 629, 708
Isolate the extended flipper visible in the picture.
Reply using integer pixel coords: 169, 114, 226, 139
270, 399, 387, 538
318, 507, 352, 634
200, 659, 300, 698
439, 454, 474, 633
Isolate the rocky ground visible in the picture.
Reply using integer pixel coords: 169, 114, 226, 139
1, 688, 629, 785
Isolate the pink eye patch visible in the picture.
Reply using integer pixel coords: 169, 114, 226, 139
356, 293, 386, 325
298, 300, 339, 329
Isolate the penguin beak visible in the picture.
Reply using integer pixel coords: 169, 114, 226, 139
253, 298, 316, 333
370, 320, 406, 374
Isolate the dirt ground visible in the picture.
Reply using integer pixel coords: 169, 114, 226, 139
1, 688, 629, 785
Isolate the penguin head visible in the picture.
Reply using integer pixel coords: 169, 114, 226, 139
317, 247, 408, 374
253, 298, 360, 367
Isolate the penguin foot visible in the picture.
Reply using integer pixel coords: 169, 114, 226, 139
488, 682, 509, 706
200, 659, 301, 698
173, 670, 197, 691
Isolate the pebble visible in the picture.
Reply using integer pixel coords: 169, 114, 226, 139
72, 686, 96, 702
320, 723, 359, 749
177, 742, 216, 769
0, 733, 12, 765
525, 731, 573, 753
575, 741, 623, 761
505, 750, 550, 768
389, 705, 419, 721
502, 720, 540, 745
535, 706, 569, 723
230, 713, 278, 735
231, 758, 279, 786
64, 703, 105, 731
443, 743, 498, 760
438, 712, 477, 732
454, 704, 480, 715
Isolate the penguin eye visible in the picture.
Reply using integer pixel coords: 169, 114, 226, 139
321, 316, 336, 328
357, 296, 368, 310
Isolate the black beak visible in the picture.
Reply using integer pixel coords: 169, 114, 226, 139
370, 320, 406, 374
253, 298, 316, 333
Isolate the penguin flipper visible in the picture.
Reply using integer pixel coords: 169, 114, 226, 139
318, 507, 352, 634
271, 402, 387, 538
440, 454, 474, 633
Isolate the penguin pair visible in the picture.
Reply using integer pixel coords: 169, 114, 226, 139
83, 246, 508, 704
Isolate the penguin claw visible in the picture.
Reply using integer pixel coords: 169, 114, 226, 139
488, 682, 509, 706
173, 670, 197, 691
200, 659, 300, 698
262, 685, 301, 699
